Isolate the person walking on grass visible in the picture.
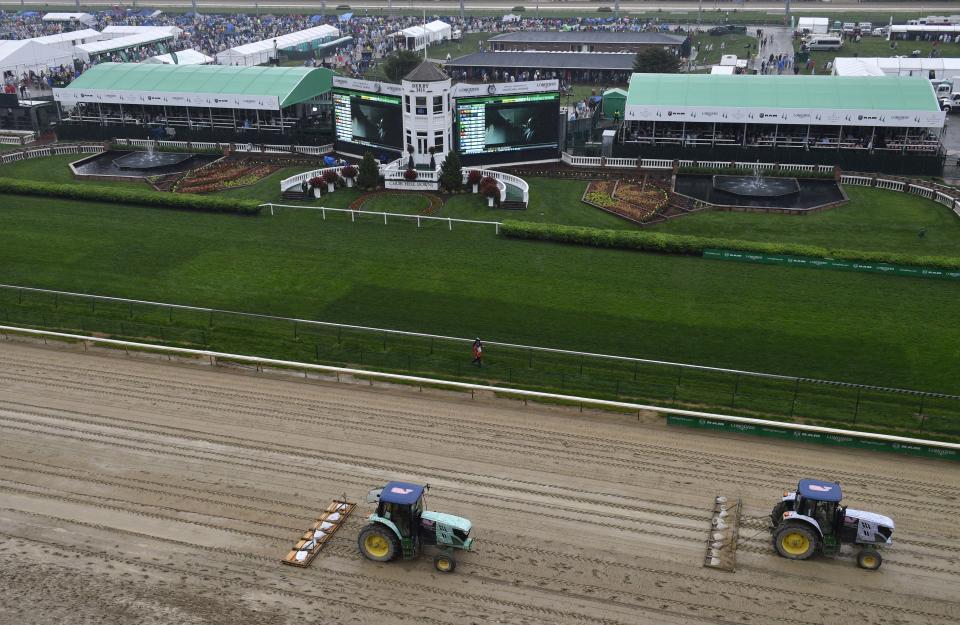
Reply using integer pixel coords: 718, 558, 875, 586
472, 338, 483, 367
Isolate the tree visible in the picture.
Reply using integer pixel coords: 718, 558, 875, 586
357, 151, 380, 190
383, 50, 422, 83
438, 150, 463, 192
633, 47, 680, 74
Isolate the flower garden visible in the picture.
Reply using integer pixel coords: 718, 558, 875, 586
174, 159, 281, 194
582, 178, 670, 224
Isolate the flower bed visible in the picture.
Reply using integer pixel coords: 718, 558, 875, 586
174, 160, 280, 193
582, 179, 669, 223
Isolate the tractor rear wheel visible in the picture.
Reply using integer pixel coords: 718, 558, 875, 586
770, 501, 787, 527
774, 522, 818, 560
434, 552, 456, 573
358, 524, 398, 562
857, 549, 883, 570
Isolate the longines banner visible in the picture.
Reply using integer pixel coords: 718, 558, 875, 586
332, 76, 404, 97
625, 104, 946, 128
54, 88, 280, 110
452, 79, 559, 98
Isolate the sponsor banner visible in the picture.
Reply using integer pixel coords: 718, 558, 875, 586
54, 88, 280, 110
625, 105, 945, 128
452, 79, 559, 98
332, 76, 404, 97
703, 248, 960, 281
665, 415, 959, 461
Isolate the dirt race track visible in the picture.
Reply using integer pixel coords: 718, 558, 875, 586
0, 340, 958, 625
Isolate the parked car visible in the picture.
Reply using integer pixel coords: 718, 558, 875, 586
707, 25, 747, 36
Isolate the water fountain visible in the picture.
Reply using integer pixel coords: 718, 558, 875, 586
673, 161, 844, 211
711, 162, 801, 198
112, 139, 196, 170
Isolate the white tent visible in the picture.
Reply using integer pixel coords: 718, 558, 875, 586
101, 25, 182, 40
42, 12, 96, 27
215, 25, 339, 67
710, 65, 736, 75
424, 20, 452, 42
398, 21, 451, 52
832, 56, 960, 80
0, 39, 77, 77
144, 48, 213, 65
797, 17, 829, 34
30, 29, 103, 52
74, 31, 176, 62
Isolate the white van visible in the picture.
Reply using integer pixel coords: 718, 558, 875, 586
804, 35, 843, 51
842, 22, 856, 33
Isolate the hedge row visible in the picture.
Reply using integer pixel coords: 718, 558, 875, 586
0, 178, 262, 215
500, 220, 960, 270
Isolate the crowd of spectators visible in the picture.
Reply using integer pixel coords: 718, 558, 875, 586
1, 9, 694, 92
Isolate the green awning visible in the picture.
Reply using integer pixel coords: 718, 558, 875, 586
56, 63, 334, 108
624, 74, 944, 127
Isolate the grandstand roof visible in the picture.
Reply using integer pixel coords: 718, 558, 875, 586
488, 31, 686, 45
445, 51, 635, 71
624, 74, 945, 127
54, 63, 333, 109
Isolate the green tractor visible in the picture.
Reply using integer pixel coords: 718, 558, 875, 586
358, 482, 474, 573
771, 478, 894, 570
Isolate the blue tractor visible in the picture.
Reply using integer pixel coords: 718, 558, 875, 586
771, 478, 894, 570
358, 482, 474, 573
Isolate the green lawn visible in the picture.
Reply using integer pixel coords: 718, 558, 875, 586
650, 186, 960, 256
1, 194, 958, 403
692, 34, 758, 67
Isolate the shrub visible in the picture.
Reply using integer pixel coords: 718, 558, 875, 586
322, 170, 340, 185
0, 178, 261, 215
512, 6, 526, 12
499, 221, 960, 270
466, 170, 483, 186
357, 151, 380, 190
336, 4, 351, 10
308, 176, 323, 188
439, 150, 463, 192
404, 168, 419, 181
341, 164, 357, 179
597, 6, 613, 12
480, 177, 500, 201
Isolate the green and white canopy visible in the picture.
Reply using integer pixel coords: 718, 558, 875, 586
54, 63, 334, 111
625, 74, 945, 128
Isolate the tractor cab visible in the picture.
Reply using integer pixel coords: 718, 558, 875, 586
771, 478, 894, 570
360, 481, 474, 573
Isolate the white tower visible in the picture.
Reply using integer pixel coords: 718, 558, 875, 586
400, 62, 453, 168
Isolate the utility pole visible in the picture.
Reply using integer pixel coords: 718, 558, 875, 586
698, 0, 703, 28
460, 0, 465, 22
614, 0, 619, 19
191, 0, 197, 14
785, 0, 790, 25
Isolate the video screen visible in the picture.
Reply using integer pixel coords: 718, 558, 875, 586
333, 88, 402, 150
456, 92, 559, 155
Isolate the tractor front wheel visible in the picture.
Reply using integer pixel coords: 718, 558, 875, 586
774, 522, 818, 560
434, 552, 456, 573
857, 549, 883, 570
358, 524, 398, 562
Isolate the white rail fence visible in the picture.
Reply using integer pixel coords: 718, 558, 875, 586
561, 152, 835, 174
280, 162, 528, 206
260, 203, 502, 232
3, 325, 957, 455
0, 143, 104, 164
113, 138, 334, 155
0, 132, 36, 146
